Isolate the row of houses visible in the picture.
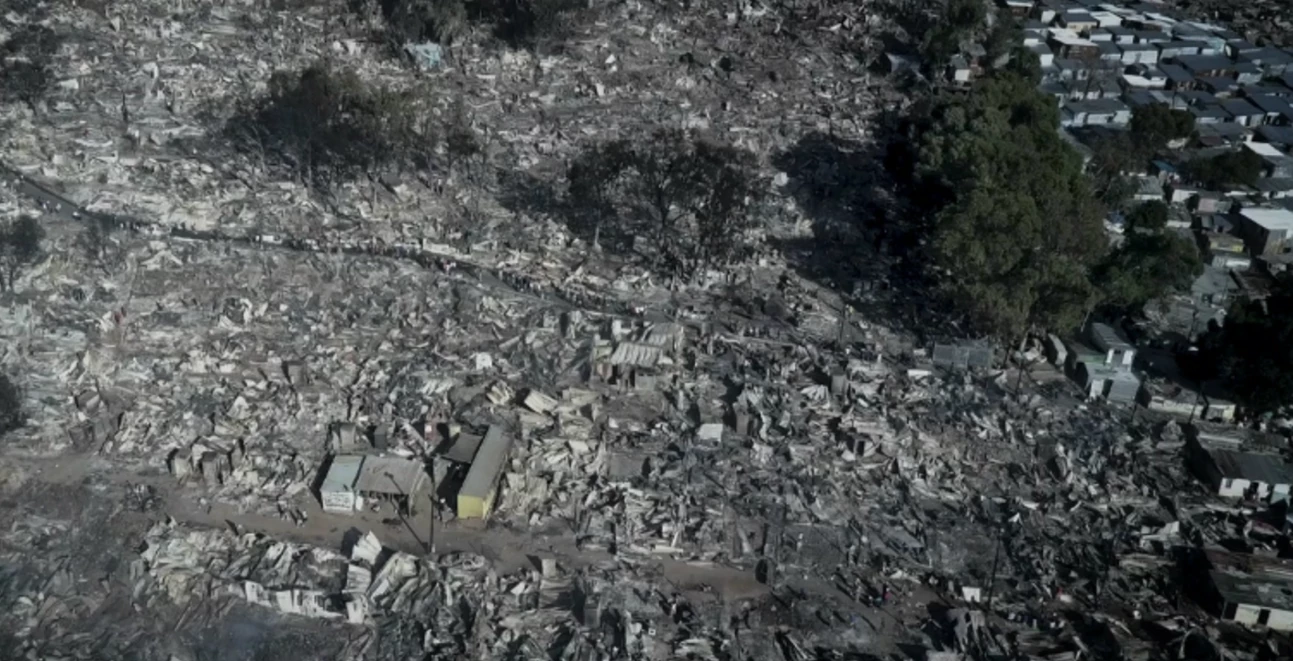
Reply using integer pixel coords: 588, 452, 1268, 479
960, 0, 1293, 139
1000, 2, 1293, 632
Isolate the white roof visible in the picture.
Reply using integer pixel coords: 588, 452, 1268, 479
1245, 142, 1288, 158
1050, 29, 1097, 47
1089, 11, 1121, 25
1240, 208, 1293, 232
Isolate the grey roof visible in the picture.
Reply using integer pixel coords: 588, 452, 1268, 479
932, 342, 995, 369
1255, 179, 1293, 194
460, 425, 514, 500
1158, 40, 1202, 53
1159, 63, 1193, 83
1192, 265, 1233, 296
1210, 570, 1293, 612
1121, 43, 1158, 53
1257, 125, 1293, 147
1245, 47, 1293, 67
1195, 122, 1248, 142
1229, 39, 1261, 54
1066, 98, 1130, 113
1221, 98, 1263, 117
1170, 25, 1208, 39
1248, 95, 1293, 115
1209, 448, 1293, 484
1199, 77, 1238, 94
352, 455, 427, 495
1243, 83, 1292, 97
1089, 322, 1134, 352
1124, 90, 1159, 107
1176, 54, 1235, 73
1039, 81, 1067, 97
1189, 105, 1229, 120
1182, 90, 1218, 106
321, 455, 363, 494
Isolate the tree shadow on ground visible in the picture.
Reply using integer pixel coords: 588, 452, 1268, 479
496, 168, 648, 267
771, 130, 957, 346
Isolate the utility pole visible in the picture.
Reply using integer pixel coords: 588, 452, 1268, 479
985, 529, 1002, 611
385, 471, 427, 552
429, 458, 437, 557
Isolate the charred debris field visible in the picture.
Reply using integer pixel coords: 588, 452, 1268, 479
1, 0, 1291, 660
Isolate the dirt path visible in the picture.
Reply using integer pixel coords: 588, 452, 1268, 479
5, 449, 770, 601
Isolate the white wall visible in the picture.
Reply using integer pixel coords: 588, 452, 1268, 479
1218, 478, 1288, 500
1230, 603, 1293, 631
1234, 603, 1262, 625
1218, 477, 1249, 498
1269, 608, 1293, 631
322, 490, 356, 513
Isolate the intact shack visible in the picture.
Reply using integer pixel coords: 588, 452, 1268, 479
457, 425, 513, 519
318, 454, 430, 515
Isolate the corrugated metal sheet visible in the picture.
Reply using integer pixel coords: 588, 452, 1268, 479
321, 455, 363, 494
458, 426, 513, 519
609, 342, 662, 367
932, 343, 994, 369
1211, 449, 1293, 486
353, 456, 426, 495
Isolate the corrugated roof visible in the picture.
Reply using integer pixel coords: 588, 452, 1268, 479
460, 425, 513, 500
1209, 448, 1293, 485
1210, 570, 1293, 612
1089, 322, 1133, 352
321, 455, 363, 494
1240, 207, 1293, 232
353, 456, 426, 495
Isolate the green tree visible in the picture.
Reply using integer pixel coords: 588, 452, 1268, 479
0, 373, 21, 437
912, 72, 1108, 339
1216, 288, 1293, 416
1124, 200, 1169, 233
566, 129, 763, 274
1004, 46, 1041, 85
0, 215, 44, 291
920, 0, 988, 71
1129, 103, 1195, 153
1087, 133, 1140, 208
1182, 149, 1264, 189
984, 16, 1022, 64
946, 0, 987, 31
1095, 231, 1202, 311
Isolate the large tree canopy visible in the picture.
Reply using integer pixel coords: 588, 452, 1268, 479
566, 129, 763, 275
1095, 231, 1202, 312
1129, 103, 1195, 153
1216, 289, 1293, 416
1183, 149, 1263, 189
908, 72, 1109, 339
